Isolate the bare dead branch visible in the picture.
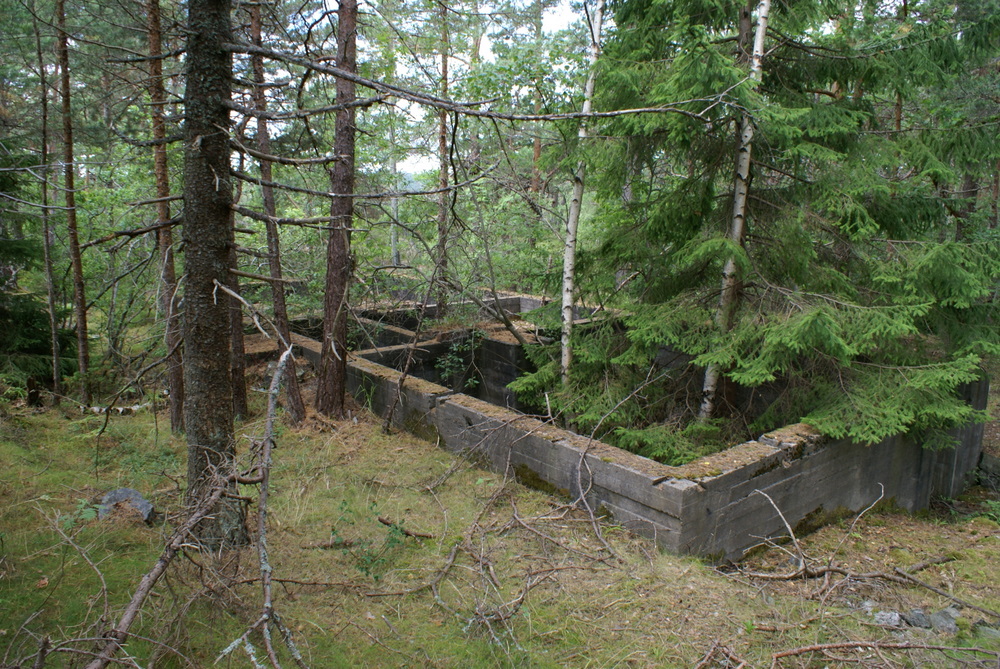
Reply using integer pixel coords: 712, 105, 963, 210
230, 268, 301, 284
377, 516, 435, 539
231, 165, 494, 201
770, 641, 999, 668
225, 42, 716, 123
224, 95, 385, 120
892, 568, 1000, 620
80, 218, 180, 250
229, 135, 339, 165
83, 477, 231, 669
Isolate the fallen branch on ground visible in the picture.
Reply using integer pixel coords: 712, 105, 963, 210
83, 475, 231, 669
770, 641, 1000, 668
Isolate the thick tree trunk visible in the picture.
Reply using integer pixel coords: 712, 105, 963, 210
147, 0, 184, 432
699, 0, 772, 421
251, 4, 304, 423
316, 0, 357, 419
56, 0, 89, 406
35, 16, 61, 404
182, 0, 244, 548
435, 3, 450, 317
560, 0, 604, 388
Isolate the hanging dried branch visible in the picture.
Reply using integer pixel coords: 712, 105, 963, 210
80, 218, 180, 250
230, 166, 496, 201
224, 95, 385, 121
225, 42, 717, 123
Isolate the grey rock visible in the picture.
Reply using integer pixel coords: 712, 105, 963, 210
874, 611, 902, 627
929, 606, 961, 635
903, 609, 932, 629
974, 624, 1000, 640
98, 488, 154, 522
861, 600, 877, 614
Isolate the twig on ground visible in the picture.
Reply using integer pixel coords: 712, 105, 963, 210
377, 516, 435, 538
507, 499, 605, 562
366, 542, 461, 598
695, 640, 748, 669
770, 641, 1000, 668
893, 567, 1000, 620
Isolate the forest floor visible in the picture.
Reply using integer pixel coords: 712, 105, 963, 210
1, 361, 999, 668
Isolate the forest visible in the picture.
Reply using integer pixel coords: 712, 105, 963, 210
1, 0, 999, 665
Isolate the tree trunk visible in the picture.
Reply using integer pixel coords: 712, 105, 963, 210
316, 0, 357, 419
251, 4, 304, 423
147, 0, 184, 432
955, 172, 978, 242
182, 0, 244, 548
56, 0, 89, 406
991, 160, 999, 229
389, 118, 401, 267
560, 0, 604, 388
35, 15, 62, 405
435, 3, 450, 317
699, 0, 772, 421
228, 228, 247, 419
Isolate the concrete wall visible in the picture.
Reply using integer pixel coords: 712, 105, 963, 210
288, 294, 989, 561
334, 345, 989, 561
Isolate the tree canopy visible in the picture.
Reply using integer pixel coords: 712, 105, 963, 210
0, 0, 996, 467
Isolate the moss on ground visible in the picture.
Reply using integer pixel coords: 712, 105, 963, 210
1, 395, 999, 668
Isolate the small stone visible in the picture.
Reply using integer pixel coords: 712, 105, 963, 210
98, 488, 155, 523
861, 600, 877, 614
874, 611, 902, 627
903, 609, 932, 629
929, 606, 961, 635
974, 624, 1000, 640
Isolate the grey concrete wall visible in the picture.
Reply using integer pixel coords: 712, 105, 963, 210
287, 298, 989, 562
334, 347, 989, 561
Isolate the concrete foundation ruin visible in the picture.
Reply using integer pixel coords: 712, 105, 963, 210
291, 294, 989, 561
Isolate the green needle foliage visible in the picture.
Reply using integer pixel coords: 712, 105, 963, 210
516, 0, 1000, 458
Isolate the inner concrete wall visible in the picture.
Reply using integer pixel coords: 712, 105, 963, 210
290, 295, 989, 561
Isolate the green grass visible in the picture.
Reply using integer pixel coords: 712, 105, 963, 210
1, 399, 999, 668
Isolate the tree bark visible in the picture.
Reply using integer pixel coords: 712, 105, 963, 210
228, 226, 247, 419
560, 0, 604, 388
991, 160, 999, 229
56, 0, 90, 405
316, 0, 357, 419
530, 0, 543, 194
435, 2, 450, 317
699, 0, 772, 421
147, 0, 184, 432
251, 4, 304, 423
182, 0, 244, 548
389, 120, 401, 266
954, 172, 978, 242
35, 13, 62, 404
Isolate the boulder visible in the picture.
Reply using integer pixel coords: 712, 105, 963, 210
98, 488, 155, 523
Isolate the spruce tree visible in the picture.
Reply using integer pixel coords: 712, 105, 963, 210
517, 0, 1000, 458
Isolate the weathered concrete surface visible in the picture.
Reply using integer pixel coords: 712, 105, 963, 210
474, 337, 534, 411
336, 350, 989, 560
285, 297, 989, 561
